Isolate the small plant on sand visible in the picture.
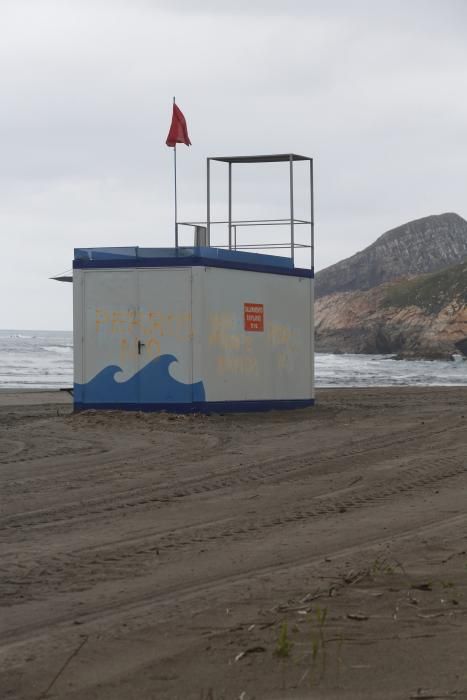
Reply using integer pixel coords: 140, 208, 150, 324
309, 605, 329, 682
316, 605, 328, 628
371, 556, 395, 577
199, 689, 225, 700
440, 580, 455, 589
274, 622, 293, 658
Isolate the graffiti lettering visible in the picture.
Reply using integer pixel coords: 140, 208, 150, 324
268, 322, 293, 347
216, 355, 258, 376
95, 308, 192, 364
95, 309, 193, 340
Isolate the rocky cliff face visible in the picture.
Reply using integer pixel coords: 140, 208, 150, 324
315, 261, 467, 358
315, 213, 467, 299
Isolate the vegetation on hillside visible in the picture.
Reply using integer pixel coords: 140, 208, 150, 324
383, 261, 467, 314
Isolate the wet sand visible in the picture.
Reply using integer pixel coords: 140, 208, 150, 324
1, 388, 466, 699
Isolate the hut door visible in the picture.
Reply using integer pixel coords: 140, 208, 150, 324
80, 269, 140, 405
136, 268, 193, 404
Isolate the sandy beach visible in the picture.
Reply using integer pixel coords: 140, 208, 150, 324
1, 387, 466, 699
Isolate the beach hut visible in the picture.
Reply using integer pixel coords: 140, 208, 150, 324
72, 154, 315, 412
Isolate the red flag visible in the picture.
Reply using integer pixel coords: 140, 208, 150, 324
166, 103, 191, 147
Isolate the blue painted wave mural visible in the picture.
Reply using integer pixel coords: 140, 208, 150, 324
74, 354, 205, 405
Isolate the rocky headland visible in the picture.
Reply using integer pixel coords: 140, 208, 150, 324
315, 214, 467, 358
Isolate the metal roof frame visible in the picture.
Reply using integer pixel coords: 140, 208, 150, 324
202, 153, 314, 266
209, 153, 310, 164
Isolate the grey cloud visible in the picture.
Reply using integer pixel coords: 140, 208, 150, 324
1, 0, 466, 328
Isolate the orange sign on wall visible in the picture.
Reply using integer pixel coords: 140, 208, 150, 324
244, 303, 264, 332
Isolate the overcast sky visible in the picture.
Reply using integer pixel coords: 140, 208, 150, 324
1, 0, 466, 329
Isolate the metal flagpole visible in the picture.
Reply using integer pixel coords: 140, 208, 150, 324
289, 154, 294, 264
228, 161, 232, 250
173, 96, 178, 248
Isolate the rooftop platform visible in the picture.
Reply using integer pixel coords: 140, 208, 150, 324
73, 246, 313, 278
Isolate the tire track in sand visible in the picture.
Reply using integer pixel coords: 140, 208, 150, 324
2, 449, 465, 601
1, 419, 464, 532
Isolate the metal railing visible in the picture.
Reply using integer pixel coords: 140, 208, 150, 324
175, 154, 314, 269
177, 218, 313, 268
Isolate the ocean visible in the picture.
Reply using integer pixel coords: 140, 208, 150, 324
0, 330, 73, 389
0, 329, 466, 389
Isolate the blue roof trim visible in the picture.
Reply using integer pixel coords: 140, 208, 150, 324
73, 256, 314, 278
74, 398, 315, 413
74, 245, 294, 269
